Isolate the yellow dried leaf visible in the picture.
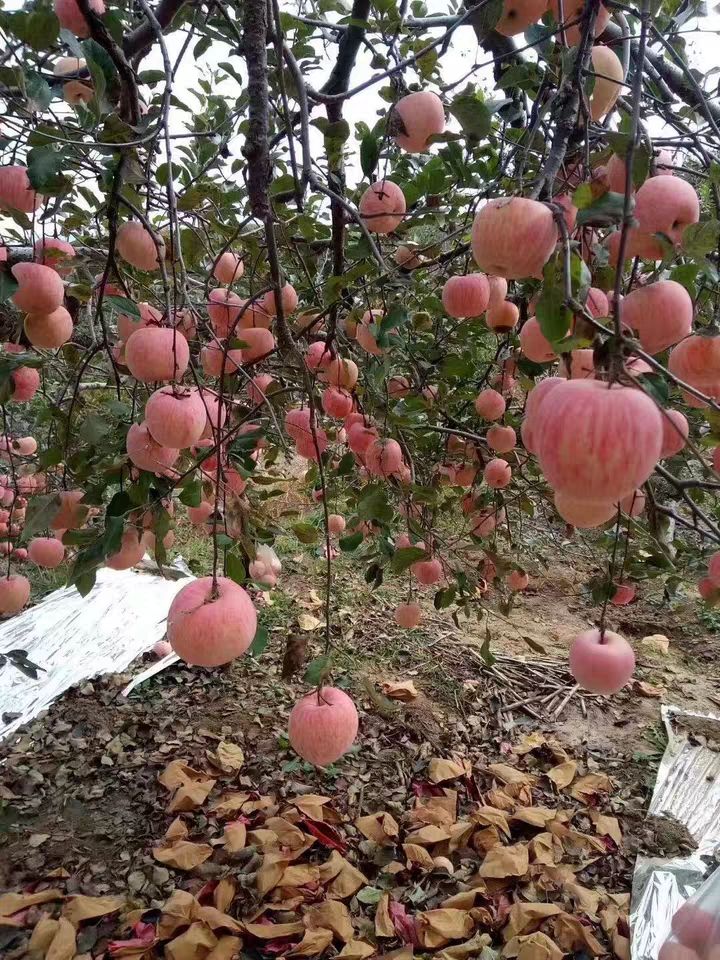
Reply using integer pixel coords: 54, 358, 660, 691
210, 793, 252, 817
213, 742, 245, 772
447, 820, 474, 853
472, 806, 511, 837
298, 613, 322, 631
159, 760, 207, 791
327, 860, 368, 899
549, 913, 604, 955
563, 882, 601, 919
380, 680, 419, 701
375, 893, 394, 938
528, 833, 556, 866
549, 822, 607, 855
436, 932, 492, 960
46, 918, 76, 960
356, 811, 400, 845
486, 764, 536, 787
589, 812, 622, 846
280, 864, 321, 888
195, 908, 242, 934
405, 824, 452, 846
442, 891, 485, 910
428, 757, 471, 784
243, 922, 305, 940
514, 733, 547, 755
205, 936, 241, 960
505, 903, 562, 939
165, 922, 218, 960
28, 916, 59, 956
166, 817, 189, 841
213, 879, 236, 914
153, 841, 213, 871
224, 822, 247, 852
257, 852, 290, 896
305, 900, 354, 942
546, 761, 577, 789
478, 843, 529, 879
418, 909, 474, 948
403, 843, 435, 870
485, 789, 516, 812
249, 829, 280, 852
503, 932, 563, 960
511, 808, 557, 829
632, 680, 663, 698
569, 774, 613, 803
613, 931, 630, 960
286, 929, 334, 958
265, 817, 312, 850
290, 795, 334, 823
338, 941, 375, 959
0, 890, 63, 916
62, 895, 125, 927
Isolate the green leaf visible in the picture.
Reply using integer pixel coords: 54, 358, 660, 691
339, 531, 363, 551
576, 190, 627, 228
360, 131, 380, 178
226, 551, 246, 585
292, 522, 319, 544
356, 887, 384, 905
536, 252, 571, 346
27, 146, 70, 194
682, 220, 720, 258
479, 626, 496, 666
179, 479, 203, 507
572, 183, 594, 210
449, 92, 492, 140
304, 655, 331, 685
390, 546, 426, 574
669, 262, 699, 295
25, 71, 52, 112
138, 69, 167, 85
104, 295, 140, 317
21, 494, 60, 542
80, 413, 111, 445
25, 10, 60, 50
639, 372, 669, 406
472, 0, 503, 36
434, 586, 456, 609
81, 38, 118, 108
248, 624, 269, 658
0, 268, 18, 305
75, 571, 97, 598
106, 491, 133, 517
357, 485, 392, 523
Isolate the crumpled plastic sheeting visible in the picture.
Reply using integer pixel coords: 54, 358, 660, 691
0, 557, 193, 743
631, 704, 720, 959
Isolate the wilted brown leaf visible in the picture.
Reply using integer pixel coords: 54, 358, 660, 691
46, 918, 77, 960
632, 680, 663, 698
166, 817, 189, 840
549, 913, 604, 955
485, 789, 516, 812
224, 821, 247, 852
257, 852, 290, 896
375, 894, 395, 938
436, 932, 492, 960
478, 843, 529, 878
243, 922, 305, 940
165, 922, 218, 960
280, 864, 321, 888
305, 901, 354, 942
511, 808, 557, 829
589, 812, 622, 845
205, 936, 241, 960
546, 761, 577, 789
528, 833, 556, 865
403, 843, 435, 870
213, 879, 236, 914
213, 742, 245, 772
405, 823, 452, 846
338, 941, 375, 959
298, 613, 322, 631
472, 806, 511, 837
159, 761, 207, 790
503, 932, 563, 960
563, 882, 601, 920
427, 757, 471, 784
487, 764, 536, 786
515, 733, 547, 755
168, 778, 216, 813
62, 895, 125, 926
356, 811, 400, 845
286, 929, 334, 958
612, 930, 630, 960
0, 890, 63, 916
266, 816, 312, 850
153, 841, 213, 871
505, 902, 563, 938
417, 909, 474, 948
290, 795, 335, 823
28, 916, 59, 955
569, 774, 613, 803
380, 680, 419, 701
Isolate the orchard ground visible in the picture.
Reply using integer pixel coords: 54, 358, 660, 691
1, 471, 716, 900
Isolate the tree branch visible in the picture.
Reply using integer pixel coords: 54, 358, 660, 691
241, 0, 271, 220
123, 0, 187, 62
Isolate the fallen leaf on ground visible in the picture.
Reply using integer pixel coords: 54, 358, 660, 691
550, 913, 605, 954
417, 909, 474, 948
427, 757, 471, 784
472, 806, 511, 837
511, 808, 557, 829
28, 833, 50, 847
632, 680, 663, 698
46, 917, 77, 960
244, 921, 305, 940
206, 936, 241, 960
290, 795, 336, 823
503, 932, 563, 960
403, 843, 435, 870
224, 821, 247, 852
214, 879, 236, 914
298, 613, 321, 631
505, 903, 563, 938
356, 811, 400, 845
305, 901, 354, 942
165, 922, 218, 960
375, 894, 395, 938
546, 761, 577, 789
168, 778, 216, 813
479, 843, 529, 878
212, 742, 245, 772
590, 812, 622, 845
338, 941, 375, 959
29, 917, 59, 954
405, 823, 452, 846
528, 833, 556, 865
640, 634, 670, 655
0, 890, 62, 916
436, 932, 492, 960
380, 680, 419, 701
515, 733, 547, 755
257, 852, 290, 896
153, 840, 213, 871
159, 761, 208, 791
487, 764, 536, 786
166, 818, 189, 841
62, 895, 125, 926
569, 774, 613, 803
286, 928, 334, 957
195, 907, 242, 934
